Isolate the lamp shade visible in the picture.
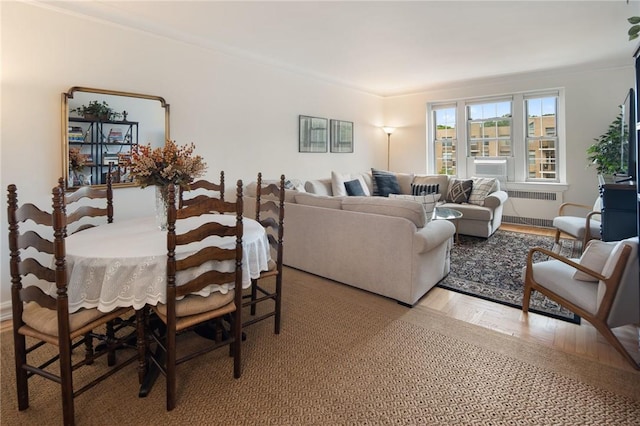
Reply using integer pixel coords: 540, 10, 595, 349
382, 127, 395, 135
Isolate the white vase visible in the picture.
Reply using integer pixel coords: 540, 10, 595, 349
154, 185, 171, 230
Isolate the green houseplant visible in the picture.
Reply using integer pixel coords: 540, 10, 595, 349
586, 112, 627, 175
71, 100, 123, 121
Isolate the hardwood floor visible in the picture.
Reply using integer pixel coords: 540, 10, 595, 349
3, 224, 638, 370
418, 223, 640, 372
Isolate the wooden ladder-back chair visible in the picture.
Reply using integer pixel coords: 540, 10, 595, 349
7, 183, 137, 426
243, 173, 285, 334
178, 171, 225, 208
147, 181, 244, 411
523, 237, 640, 370
58, 168, 113, 235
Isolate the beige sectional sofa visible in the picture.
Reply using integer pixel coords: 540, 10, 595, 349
244, 182, 456, 306
304, 173, 508, 238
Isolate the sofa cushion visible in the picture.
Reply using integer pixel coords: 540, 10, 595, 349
440, 202, 493, 221
294, 193, 343, 209
371, 169, 401, 197
411, 183, 439, 196
468, 177, 497, 206
447, 179, 473, 203
389, 193, 441, 223
331, 171, 371, 197
344, 179, 366, 196
342, 196, 426, 228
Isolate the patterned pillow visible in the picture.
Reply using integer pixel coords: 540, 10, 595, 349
446, 179, 473, 203
411, 183, 439, 196
344, 179, 366, 196
468, 178, 496, 206
371, 168, 401, 197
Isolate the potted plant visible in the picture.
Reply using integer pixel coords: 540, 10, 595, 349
586, 112, 626, 175
71, 100, 123, 121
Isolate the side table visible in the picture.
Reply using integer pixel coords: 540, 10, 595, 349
432, 206, 463, 243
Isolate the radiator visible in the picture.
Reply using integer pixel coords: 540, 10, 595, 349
502, 188, 563, 225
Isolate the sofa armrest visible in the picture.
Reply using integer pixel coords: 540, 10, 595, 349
483, 190, 508, 209
413, 220, 456, 253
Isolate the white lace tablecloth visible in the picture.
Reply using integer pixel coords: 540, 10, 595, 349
51, 215, 271, 313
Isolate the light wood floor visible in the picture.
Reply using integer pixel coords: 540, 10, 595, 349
3, 224, 638, 371
418, 223, 640, 372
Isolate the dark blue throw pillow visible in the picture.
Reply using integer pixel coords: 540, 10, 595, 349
344, 179, 366, 196
373, 174, 401, 197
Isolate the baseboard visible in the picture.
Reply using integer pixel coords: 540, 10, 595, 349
1, 301, 12, 322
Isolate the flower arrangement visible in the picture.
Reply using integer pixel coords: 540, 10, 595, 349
69, 147, 88, 172
126, 139, 207, 189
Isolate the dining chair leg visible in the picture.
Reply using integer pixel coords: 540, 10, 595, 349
84, 333, 95, 365
136, 308, 147, 385
250, 279, 257, 316
106, 321, 116, 366
13, 332, 29, 411
274, 275, 282, 335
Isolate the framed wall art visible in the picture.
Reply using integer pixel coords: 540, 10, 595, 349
299, 115, 328, 153
330, 119, 353, 153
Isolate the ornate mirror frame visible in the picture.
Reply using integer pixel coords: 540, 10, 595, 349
62, 86, 170, 190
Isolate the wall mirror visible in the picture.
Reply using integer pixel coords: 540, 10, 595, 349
62, 86, 170, 190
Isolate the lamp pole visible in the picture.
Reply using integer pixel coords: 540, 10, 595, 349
382, 127, 395, 170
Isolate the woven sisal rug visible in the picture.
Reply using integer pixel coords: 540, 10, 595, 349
437, 230, 582, 323
1, 268, 638, 425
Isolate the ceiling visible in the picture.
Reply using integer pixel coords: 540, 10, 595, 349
44, 1, 640, 97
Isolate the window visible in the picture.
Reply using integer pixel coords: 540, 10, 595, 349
428, 90, 562, 182
526, 96, 558, 180
433, 106, 457, 175
467, 100, 512, 157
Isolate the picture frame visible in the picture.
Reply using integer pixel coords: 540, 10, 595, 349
330, 119, 354, 153
299, 115, 328, 153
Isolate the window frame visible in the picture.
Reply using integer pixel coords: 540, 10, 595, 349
427, 89, 564, 184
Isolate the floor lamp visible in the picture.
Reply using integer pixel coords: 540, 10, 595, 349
383, 127, 395, 170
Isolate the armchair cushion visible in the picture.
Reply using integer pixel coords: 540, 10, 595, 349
573, 240, 615, 282
530, 260, 599, 314
552, 216, 601, 240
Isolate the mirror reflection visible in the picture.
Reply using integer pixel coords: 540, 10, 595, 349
62, 87, 170, 190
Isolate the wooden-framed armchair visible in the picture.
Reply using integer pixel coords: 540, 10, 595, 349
523, 236, 639, 369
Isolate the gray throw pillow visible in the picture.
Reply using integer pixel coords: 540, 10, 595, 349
447, 179, 473, 203
344, 179, 366, 196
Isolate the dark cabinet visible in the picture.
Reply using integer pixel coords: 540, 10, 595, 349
598, 175, 637, 241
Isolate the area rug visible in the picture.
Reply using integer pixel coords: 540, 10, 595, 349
437, 230, 582, 323
2, 270, 638, 425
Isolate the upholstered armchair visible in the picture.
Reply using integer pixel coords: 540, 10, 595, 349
523, 236, 639, 369
552, 198, 602, 250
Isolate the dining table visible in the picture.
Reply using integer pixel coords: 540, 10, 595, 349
48, 213, 271, 397
50, 214, 272, 314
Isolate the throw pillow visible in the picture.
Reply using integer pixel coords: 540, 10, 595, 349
389, 193, 441, 223
573, 240, 616, 282
344, 179, 366, 196
411, 183, 439, 196
447, 179, 473, 203
371, 170, 401, 197
331, 171, 371, 197
468, 177, 496, 206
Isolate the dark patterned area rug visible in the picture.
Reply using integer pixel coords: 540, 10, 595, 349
437, 230, 582, 323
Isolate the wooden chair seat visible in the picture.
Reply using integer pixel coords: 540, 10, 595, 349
21, 302, 131, 343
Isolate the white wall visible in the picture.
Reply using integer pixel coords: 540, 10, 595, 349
0, 2, 384, 314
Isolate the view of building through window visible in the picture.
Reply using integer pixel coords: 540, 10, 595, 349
431, 92, 559, 181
